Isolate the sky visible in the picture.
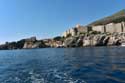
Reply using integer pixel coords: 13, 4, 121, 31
0, 0, 125, 43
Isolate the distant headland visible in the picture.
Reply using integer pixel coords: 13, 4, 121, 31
1, 9, 125, 50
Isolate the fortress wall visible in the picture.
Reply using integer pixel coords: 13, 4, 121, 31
114, 23, 122, 33
62, 21, 125, 38
91, 22, 125, 33
92, 25, 105, 33
105, 23, 115, 33
105, 23, 123, 33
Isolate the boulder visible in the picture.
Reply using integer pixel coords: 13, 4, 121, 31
96, 35, 106, 46
103, 36, 110, 45
23, 42, 34, 49
23, 40, 46, 49
76, 38, 83, 47
63, 37, 78, 47
83, 37, 92, 46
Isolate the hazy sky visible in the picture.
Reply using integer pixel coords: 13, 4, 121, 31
0, 0, 125, 43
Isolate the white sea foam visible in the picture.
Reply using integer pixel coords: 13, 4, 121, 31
29, 69, 87, 83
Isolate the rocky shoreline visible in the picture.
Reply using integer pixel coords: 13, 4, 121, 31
63, 32, 123, 47
0, 32, 125, 50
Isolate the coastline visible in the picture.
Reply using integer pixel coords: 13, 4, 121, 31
0, 32, 125, 50
1, 10, 125, 50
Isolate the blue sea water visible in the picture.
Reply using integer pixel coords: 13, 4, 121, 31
0, 47, 125, 83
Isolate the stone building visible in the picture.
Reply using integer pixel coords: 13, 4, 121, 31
63, 21, 125, 37
62, 10, 125, 36
62, 24, 90, 37
76, 24, 90, 34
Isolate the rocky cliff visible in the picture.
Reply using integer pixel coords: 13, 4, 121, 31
63, 32, 123, 47
0, 37, 47, 50
62, 9, 125, 37
61, 9, 125, 47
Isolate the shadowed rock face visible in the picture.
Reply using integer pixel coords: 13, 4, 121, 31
63, 37, 79, 47
23, 40, 46, 49
22, 37, 47, 49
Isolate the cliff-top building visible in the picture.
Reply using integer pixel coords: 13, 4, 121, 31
88, 9, 125, 33
62, 24, 90, 37
62, 9, 125, 37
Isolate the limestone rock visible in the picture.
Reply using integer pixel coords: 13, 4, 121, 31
63, 37, 78, 47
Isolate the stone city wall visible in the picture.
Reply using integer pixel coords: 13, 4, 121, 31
92, 25, 105, 33
92, 22, 125, 33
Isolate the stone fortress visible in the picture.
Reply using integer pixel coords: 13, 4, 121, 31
62, 9, 125, 37
62, 24, 89, 37
92, 22, 125, 33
